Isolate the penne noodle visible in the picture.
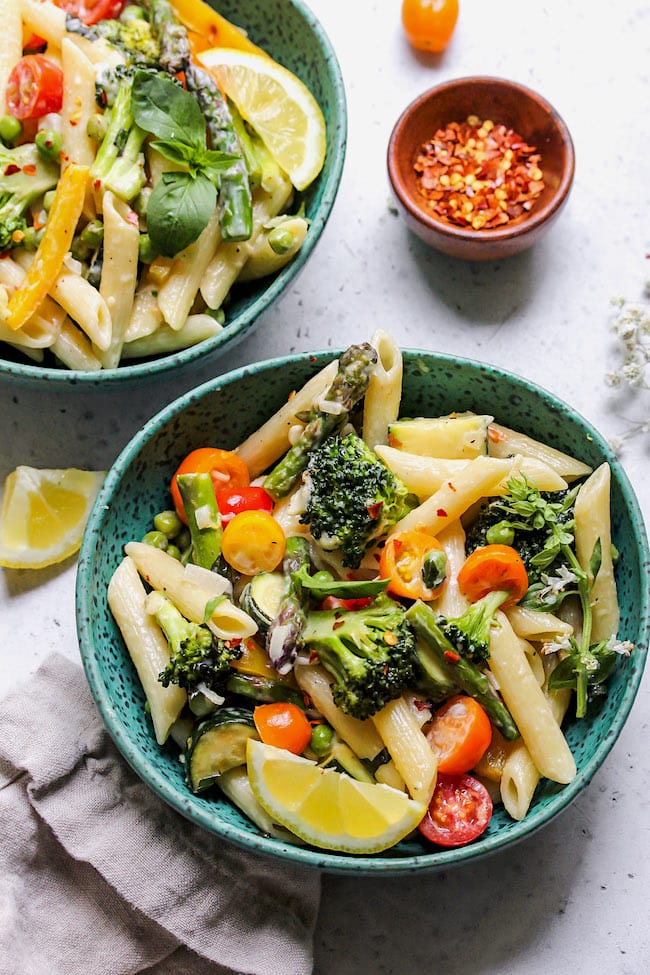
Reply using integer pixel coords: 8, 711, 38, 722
489, 612, 576, 784
20, 0, 66, 47
121, 313, 223, 359
156, 213, 222, 331
505, 605, 573, 642
51, 317, 103, 371
434, 519, 470, 618
371, 695, 437, 807
362, 330, 403, 449
387, 455, 515, 539
50, 267, 113, 351
574, 463, 620, 642
60, 39, 97, 170
235, 358, 339, 478
488, 422, 592, 481
97, 191, 140, 367
124, 541, 257, 641
0, 0, 22, 117
107, 556, 187, 745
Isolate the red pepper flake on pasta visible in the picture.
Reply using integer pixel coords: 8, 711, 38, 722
413, 115, 545, 230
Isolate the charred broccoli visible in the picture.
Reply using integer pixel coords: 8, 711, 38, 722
0, 143, 58, 253
66, 5, 161, 66
437, 589, 511, 664
150, 592, 243, 695
300, 431, 417, 568
301, 594, 417, 719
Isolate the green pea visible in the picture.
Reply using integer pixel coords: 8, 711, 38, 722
86, 113, 107, 144
310, 723, 334, 757
0, 115, 22, 146
267, 225, 295, 255
43, 189, 57, 212
138, 233, 158, 265
166, 544, 181, 561
35, 129, 62, 162
486, 522, 516, 546
421, 548, 447, 590
141, 530, 168, 550
153, 509, 183, 539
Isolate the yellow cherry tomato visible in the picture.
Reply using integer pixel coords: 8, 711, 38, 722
221, 510, 286, 575
401, 0, 459, 54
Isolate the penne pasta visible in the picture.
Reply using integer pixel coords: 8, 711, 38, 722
371, 695, 437, 806
362, 329, 403, 449
107, 556, 187, 745
122, 313, 223, 359
434, 519, 470, 618
60, 39, 97, 170
19, 0, 66, 47
574, 463, 620, 642
488, 422, 593, 481
0, 0, 22, 117
156, 213, 222, 331
97, 191, 140, 367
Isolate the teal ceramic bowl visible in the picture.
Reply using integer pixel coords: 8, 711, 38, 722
0, 0, 346, 391
76, 349, 649, 876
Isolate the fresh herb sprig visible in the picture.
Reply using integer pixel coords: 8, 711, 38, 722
489, 475, 630, 717
131, 72, 239, 256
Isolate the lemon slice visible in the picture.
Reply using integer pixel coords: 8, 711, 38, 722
0, 466, 104, 569
246, 739, 426, 854
197, 48, 327, 191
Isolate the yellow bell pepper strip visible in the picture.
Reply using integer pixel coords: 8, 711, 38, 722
6, 163, 89, 332
171, 0, 266, 56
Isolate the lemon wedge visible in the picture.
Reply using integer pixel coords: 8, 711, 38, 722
246, 739, 426, 854
0, 466, 104, 569
197, 48, 326, 191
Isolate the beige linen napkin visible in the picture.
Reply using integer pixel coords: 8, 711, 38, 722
0, 653, 321, 975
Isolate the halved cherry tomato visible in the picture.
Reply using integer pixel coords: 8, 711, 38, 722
379, 530, 447, 601
457, 544, 528, 607
221, 509, 285, 575
253, 702, 312, 754
425, 695, 492, 775
171, 447, 250, 524
401, 0, 459, 54
216, 485, 273, 525
5, 56, 63, 120
418, 772, 492, 847
54, 0, 128, 26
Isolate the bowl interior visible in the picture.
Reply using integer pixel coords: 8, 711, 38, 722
0, 0, 347, 390
77, 350, 649, 876
388, 77, 574, 249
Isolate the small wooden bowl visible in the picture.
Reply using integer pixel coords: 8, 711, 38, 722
387, 76, 575, 260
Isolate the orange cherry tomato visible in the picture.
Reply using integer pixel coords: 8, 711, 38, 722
401, 0, 459, 54
457, 544, 528, 607
221, 509, 285, 575
170, 447, 250, 524
425, 695, 492, 775
253, 702, 312, 755
379, 531, 447, 601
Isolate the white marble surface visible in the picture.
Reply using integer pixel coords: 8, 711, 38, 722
1, 1, 649, 973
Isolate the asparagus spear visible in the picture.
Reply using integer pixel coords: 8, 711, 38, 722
264, 342, 379, 500
144, 0, 253, 241
176, 472, 222, 570
265, 535, 311, 675
406, 600, 520, 740
225, 671, 308, 710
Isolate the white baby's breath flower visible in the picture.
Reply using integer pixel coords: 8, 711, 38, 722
605, 635, 634, 656
541, 634, 573, 655
538, 565, 577, 602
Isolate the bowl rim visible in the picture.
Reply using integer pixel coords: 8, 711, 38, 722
0, 0, 347, 390
76, 347, 650, 876
387, 74, 575, 245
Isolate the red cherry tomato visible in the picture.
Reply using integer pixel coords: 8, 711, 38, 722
5, 56, 63, 120
418, 772, 493, 847
216, 485, 273, 524
170, 447, 250, 524
319, 595, 375, 612
54, 0, 128, 26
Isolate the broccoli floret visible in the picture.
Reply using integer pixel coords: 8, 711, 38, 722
300, 432, 417, 569
302, 594, 417, 719
437, 589, 510, 664
0, 143, 58, 253
151, 592, 243, 694
66, 7, 161, 66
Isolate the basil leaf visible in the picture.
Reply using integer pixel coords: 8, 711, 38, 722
149, 139, 197, 167
146, 171, 216, 257
196, 149, 242, 183
132, 72, 206, 148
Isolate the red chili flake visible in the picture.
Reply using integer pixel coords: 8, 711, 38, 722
367, 501, 383, 519
388, 433, 402, 448
413, 114, 545, 230
447, 481, 456, 492
488, 425, 507, 443
412, 698, 431, 711
22, 164, 37, 176
332, 618, 345, 630
126, 208, 140, 227
444, 650, 461, 663
384, 631, 398, 646
437, 508, 448, 517
4, 164, 20, 176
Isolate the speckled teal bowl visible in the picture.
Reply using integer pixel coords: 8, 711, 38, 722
76, 350, 649, 876
0, 0, 346, 391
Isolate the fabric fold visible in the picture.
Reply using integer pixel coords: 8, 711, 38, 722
0, 653, 321, 975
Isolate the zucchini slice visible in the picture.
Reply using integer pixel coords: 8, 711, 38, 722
239, 571, 286, 634
388, 413, 493, 459
186, 707, 258, 793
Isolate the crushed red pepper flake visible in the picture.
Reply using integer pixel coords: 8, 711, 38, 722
444, 650, 461, 663
437, 508, 448, 517
413, 115, 545, 230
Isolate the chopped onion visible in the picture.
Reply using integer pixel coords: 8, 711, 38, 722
196, 682, 225, 706
183, 562, 232, 596
194, 504, 219, 530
